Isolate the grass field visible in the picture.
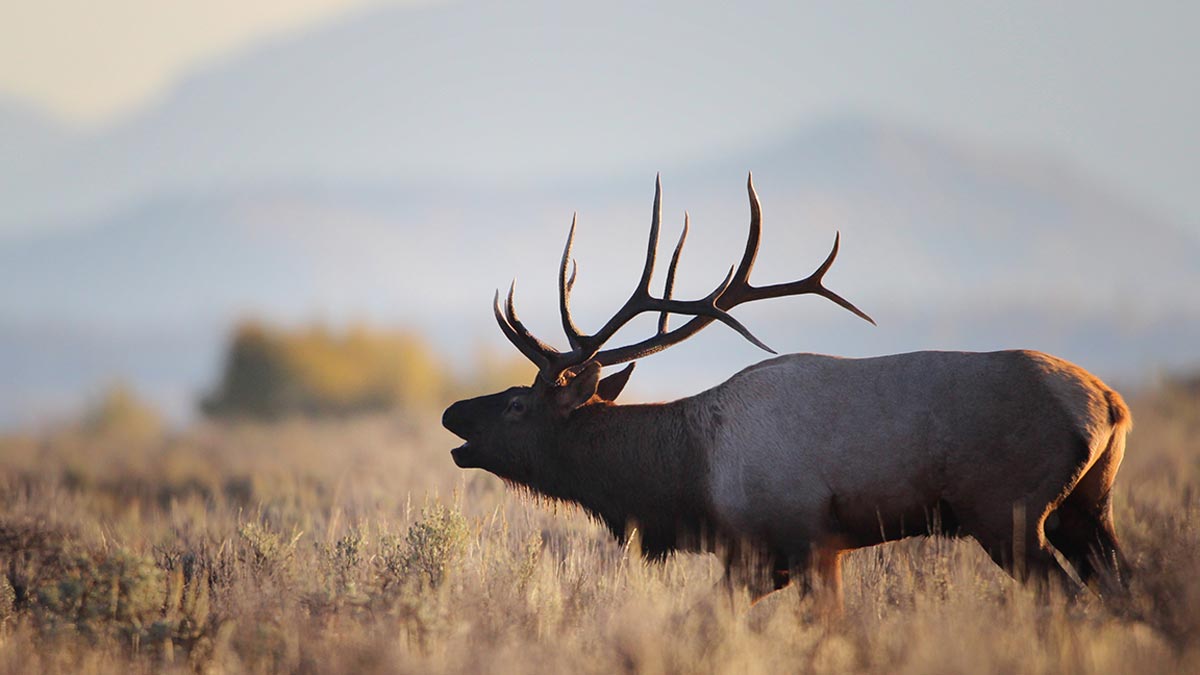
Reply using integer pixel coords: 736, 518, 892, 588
0, 382, 1197, 674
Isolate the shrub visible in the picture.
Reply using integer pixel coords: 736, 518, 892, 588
379, 502, 469, 592
32, 547, 165, 641
201, 321, 447, 419
237, 521, 303, 576
199, 320, 538, 420
0, 519, 169, 645
0, 574, 14, 626
81, 382, 163, 440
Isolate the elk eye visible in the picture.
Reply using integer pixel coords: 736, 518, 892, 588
507, 398, 526, 415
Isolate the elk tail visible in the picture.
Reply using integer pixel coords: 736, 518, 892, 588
1104, 388, 1132, 431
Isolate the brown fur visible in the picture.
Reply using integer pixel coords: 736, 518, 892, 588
543, 401, 715, 557
444, 349, 1133, 607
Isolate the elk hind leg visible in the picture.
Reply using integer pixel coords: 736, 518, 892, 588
1045, 434, 1130, 593
969, 499, 1076, 595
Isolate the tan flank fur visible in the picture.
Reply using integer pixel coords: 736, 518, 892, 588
442, 175, 1132, 608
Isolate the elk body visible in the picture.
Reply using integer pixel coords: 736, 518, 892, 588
442, 176, 1131, 605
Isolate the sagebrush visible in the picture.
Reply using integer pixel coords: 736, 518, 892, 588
0, 385, 1196, 673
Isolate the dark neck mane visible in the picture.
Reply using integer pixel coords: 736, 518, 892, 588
525, 400, 713, 558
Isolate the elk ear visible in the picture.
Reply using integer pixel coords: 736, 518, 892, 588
554, 361, 602, 414
596, 363, 635, 402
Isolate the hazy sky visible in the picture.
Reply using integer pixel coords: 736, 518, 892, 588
1, 1, 1197, 230
0, 0, 411, 123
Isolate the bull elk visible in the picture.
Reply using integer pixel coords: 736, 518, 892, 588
442, 175, 1132, 605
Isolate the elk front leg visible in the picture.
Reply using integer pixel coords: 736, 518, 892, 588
718, 541, 781, 606
813, 545, 845, 616
783, 543, 844, 617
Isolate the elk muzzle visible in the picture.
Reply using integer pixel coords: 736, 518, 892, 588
442, 399, 478, 466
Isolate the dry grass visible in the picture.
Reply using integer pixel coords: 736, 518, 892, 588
0, 385, 1197, 674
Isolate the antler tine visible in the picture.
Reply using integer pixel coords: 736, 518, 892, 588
637, 173, 663, 292
490, 174, 871, 383
505, 282, 562, 355
656, 266, 775, 353
658, 213, 689, 334
490, 176, 672, 383
729, 172, 763, 292
493, 289, 552, 371
588, 175, 872, 367
570, 173, 665, 358
743, 232, 876, 325
559, 213, 584, 349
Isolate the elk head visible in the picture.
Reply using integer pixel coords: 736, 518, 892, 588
442, 174, 873, 478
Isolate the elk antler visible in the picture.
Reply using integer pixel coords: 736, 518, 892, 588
494, 174, 874, 384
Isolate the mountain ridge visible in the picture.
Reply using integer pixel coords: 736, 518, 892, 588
0, 0, 1196, 426
2, 114, 1196, 330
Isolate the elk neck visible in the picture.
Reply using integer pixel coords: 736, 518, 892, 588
534, 398, 715, 558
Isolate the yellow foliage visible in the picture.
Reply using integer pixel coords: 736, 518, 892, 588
81, 382, 163, 440
201, 320, 532, 419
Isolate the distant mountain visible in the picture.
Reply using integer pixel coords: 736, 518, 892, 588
0, 0, 1196, 426
1, 115, 1198, 426
0, 95, 73, 178
0, 0, 879, 234
684, 117, 1200, 312
6, 116, 1198, 328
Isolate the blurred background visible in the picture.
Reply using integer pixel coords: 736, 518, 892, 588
1, 0, 1197, 427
